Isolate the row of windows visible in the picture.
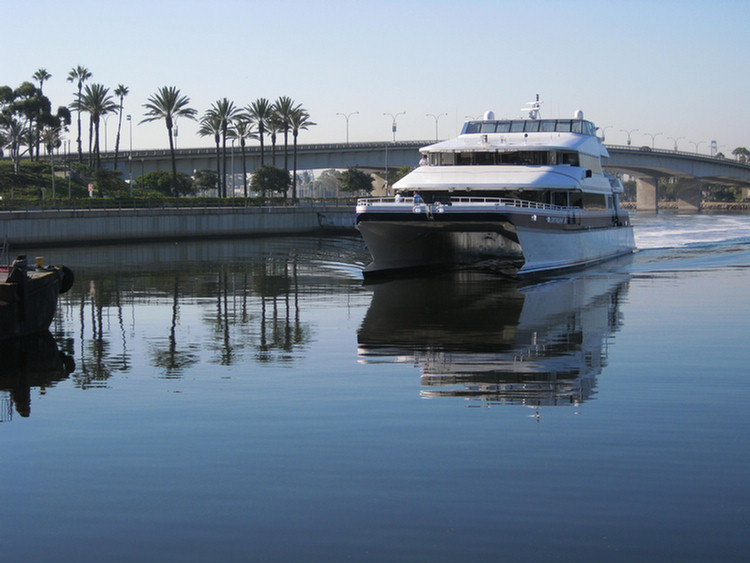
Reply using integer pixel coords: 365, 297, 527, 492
430, 150, 580, 167
427, 150, 603, 174
462, 119, 597, 136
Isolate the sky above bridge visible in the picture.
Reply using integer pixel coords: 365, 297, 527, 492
6, 0, 750, 156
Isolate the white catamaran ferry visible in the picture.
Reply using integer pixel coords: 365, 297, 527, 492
356, 98, 635, 277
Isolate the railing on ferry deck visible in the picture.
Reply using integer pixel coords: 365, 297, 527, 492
356, 196, 566, 211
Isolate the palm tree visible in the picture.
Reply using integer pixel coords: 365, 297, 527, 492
198, 112, 222, 197
80, 83, 117, 172
141, 87, 197, 196
289, 107, 316, 202
267, 110, 284, 167
205, 98, 239, 197
32, 68, 51, 159
229, 116, 258, 197
113, 84, 129, 170
246, 98, 272, 166
67, 65, 91, 162
273, 96, 296, 171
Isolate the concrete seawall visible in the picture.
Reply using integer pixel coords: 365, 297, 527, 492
0, 205, 357, 247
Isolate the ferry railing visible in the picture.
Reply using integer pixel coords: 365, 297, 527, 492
357, 196, 565, 211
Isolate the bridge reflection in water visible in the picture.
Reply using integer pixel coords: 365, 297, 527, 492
357, 270, 630, 407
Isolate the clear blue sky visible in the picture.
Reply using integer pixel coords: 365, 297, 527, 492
4, 0, 749, 154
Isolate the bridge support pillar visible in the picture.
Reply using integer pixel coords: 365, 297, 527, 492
636, 177, 659, 213
672, 178, 701, 212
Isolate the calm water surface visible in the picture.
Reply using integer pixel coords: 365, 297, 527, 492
2, 214, 749, 562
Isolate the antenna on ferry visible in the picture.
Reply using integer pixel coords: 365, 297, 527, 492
522, 94, 542, 120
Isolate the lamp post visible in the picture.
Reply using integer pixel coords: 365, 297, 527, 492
383, 112, 405, 142
644, 132, 662, 149
103, 116, 109, 153
620, 128, 639, 146
689, 140, 704, 154
336, 111, 358, 144
426, 113, 447, 142
600, 125, 612, 142
667, 136, 684, 151
127, 114, 133, 197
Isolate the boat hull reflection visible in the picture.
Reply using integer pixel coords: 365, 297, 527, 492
357, 272, 629, 406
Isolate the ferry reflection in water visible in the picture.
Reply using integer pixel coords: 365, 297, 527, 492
357, 271, 629, 406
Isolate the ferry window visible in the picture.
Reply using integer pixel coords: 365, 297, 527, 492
481, 122, 497, 133
582, 193, 606, 210
559, 151, 579, 166
435, 152, 454, 165
553, 192, 568, 207
556, 120, 572, 132
524, 121, 540, 132
495, 121, 511, 132
540, 120, 555, 132
464, 122, 481, 134
570, 193, 583, 208
510, 121, 525, 132
456, 152, 473, 165
474, 152, 495, 165
572, 120, 583, 134
583, 121, 595, 135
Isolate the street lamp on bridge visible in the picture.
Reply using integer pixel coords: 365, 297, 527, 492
668, 136, 685, 151
620, 128, 639, 146
689, 140, 704, 154
383, 112, 405, 142
426, 113, 448, 142
644, 132, 662, 149
127, 114, 133, 197
599, 125, 612, 142
336, 111, 358, 144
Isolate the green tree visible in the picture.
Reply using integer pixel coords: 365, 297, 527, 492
251, 164, 289, 198
198, 112, 222, 197
140, 86, 197, 196
80, 83, 117, 173
732, 147, 749, 164
67, 65, 92, 163
289, 106, 315, 202
32, 68, 51, 159
193, 169, 218, 195
229, 116, 258, 197
205, 98, 239, 197
113, 84, 129, 170
273, 96, 296, 172
136, 170, 195, 197
338, 168, 374, 194
246, 97, 272, 166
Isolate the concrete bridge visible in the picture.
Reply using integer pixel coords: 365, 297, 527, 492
99, 141, 750, 212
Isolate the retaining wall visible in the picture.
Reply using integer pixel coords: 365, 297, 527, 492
0, 205, 357, 247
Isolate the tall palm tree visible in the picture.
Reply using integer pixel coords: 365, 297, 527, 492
273, 96, 296, 171
32, 68, 51, 159
67, 65, 91, 162
141, 86, 197, 196
80, 84, 118, 175
229, 116, 258, 197
198, 112, 222, 197
246, 97, 272, 166
289, 107, 316, 202
113, 84, 129, 170
205, 98, 239, 197
267, 110, 284, 168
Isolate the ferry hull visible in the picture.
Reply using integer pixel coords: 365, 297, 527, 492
357, 212, 634, 277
